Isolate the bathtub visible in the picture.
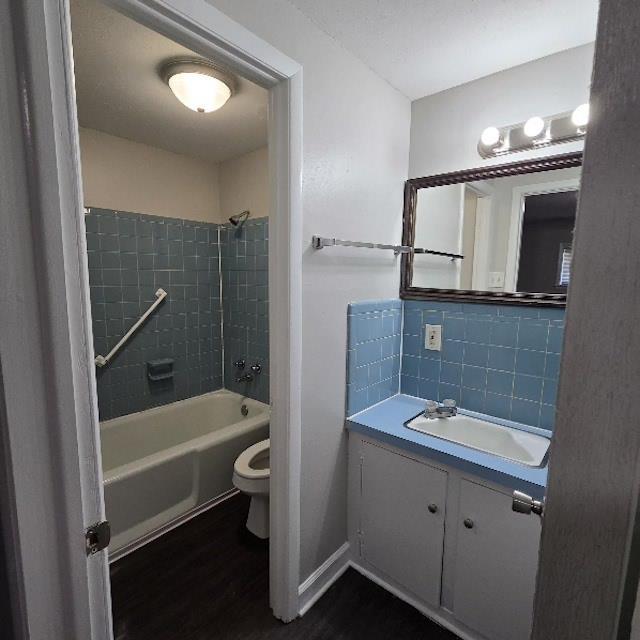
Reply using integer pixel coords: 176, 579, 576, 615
101, 389, 269, 557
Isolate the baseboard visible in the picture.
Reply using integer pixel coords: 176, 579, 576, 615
108, 489, 240, 564
297, 542, 351, 616
348, 561, 479, 640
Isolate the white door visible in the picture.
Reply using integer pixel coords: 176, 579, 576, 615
360, 441, 448, 607
453, 479, 541, 640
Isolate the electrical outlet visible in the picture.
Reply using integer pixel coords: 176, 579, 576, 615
489, 271, 505, 288
425, 324, 442, 351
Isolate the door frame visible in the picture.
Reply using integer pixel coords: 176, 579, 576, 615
504, 177, 580, 292
0, 0, 303, 636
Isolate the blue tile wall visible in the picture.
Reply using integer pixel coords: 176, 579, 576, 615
85, 208, 223, 420
220, 218, 269, 404
346, 300, 402, 416
401, 301, 564, 431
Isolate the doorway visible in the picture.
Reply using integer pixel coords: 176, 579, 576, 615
0, 0, 302, 636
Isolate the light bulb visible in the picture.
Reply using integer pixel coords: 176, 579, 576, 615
480, 126, 501, 148
571, 103, 589, 128
523, 116, 545, 138
168, 72, 231, 113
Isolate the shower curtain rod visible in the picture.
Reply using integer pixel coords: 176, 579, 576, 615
94, 288, 168, 367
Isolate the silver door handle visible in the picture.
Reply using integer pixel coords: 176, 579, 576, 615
512, 490, 545, 517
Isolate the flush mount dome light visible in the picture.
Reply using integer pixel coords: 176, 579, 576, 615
162, 59, 234, 113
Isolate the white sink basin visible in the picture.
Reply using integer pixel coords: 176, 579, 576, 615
405, 412, 550, 467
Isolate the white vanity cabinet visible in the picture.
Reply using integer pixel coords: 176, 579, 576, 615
349, 434, 542, 640
359, 440, 448, 607
453, 479, 541, 640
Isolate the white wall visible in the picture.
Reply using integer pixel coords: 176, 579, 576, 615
207, 0, 411, 582
218, 146, 269, 220
412, 183, 463, 288
79, 127, 222, 222
409, 43, 594, 178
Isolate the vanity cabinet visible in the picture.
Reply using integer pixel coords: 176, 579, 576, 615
351, 436, 542, 640
453, 479, 541, 640
359, 440, 447, 607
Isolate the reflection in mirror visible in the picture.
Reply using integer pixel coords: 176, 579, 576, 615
411, 165, 580, 296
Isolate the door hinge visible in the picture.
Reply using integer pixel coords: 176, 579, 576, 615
85, 520, 111, 555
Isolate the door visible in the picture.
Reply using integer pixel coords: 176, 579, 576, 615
453, 480, 541, 640
360, 441, 448, 607
530, 2, 640, 638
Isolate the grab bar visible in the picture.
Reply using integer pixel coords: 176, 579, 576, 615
94, 288, 167, 367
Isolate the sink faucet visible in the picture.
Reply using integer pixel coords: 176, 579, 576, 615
424, 399, 457, 419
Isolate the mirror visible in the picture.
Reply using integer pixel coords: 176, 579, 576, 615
401, 152, 582, 306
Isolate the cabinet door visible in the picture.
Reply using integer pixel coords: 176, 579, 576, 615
360, 441, 448, 607
453, 479, 541, 640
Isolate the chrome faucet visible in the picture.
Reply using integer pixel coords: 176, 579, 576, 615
424, 399, 458, 419
234, 360, 262, 383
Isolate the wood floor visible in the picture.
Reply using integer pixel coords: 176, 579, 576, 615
110, 493, 459, 640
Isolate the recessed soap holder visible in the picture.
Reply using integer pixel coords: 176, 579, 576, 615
147, 358, 174, 382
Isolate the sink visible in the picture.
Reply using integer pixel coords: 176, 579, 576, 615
405, 412, 550, 467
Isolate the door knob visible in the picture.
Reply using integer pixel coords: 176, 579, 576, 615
428, 503, 438, 514
512, 490, 545, 517
463, 518, 474, 529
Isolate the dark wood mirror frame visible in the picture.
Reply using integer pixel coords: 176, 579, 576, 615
400, 151, 583, 307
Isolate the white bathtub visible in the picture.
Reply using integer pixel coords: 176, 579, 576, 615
101, 389, 270, 556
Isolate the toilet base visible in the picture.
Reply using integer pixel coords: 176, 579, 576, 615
246, 494, 269, 539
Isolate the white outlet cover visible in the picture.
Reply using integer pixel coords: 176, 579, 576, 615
425, 324, 442, 351
489, 271, 505, 288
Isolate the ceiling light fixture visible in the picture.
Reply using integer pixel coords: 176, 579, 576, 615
161, 59, 235, 113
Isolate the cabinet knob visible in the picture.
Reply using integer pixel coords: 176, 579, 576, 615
463, 518, 474, 529
428, 503, 438, 514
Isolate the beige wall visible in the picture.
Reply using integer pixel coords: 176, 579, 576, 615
218, 146, 269, 221
79, 127, 221, 223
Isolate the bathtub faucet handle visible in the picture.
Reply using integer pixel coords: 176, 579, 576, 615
250, 363, 262, 375
234, 359, 246, 370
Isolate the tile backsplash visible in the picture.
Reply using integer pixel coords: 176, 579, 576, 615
346, 298, 564, 431
346, 300, 402, 416
401, 301, 563, 430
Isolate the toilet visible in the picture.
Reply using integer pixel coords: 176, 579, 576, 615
232, 439, 270, 539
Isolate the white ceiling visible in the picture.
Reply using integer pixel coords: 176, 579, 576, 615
287, 0, 599, 100
70, 0, 268, 164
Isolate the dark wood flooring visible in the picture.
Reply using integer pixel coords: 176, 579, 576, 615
110, 494, 459, 640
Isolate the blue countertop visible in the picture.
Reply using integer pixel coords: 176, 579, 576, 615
346, 394, 548, 497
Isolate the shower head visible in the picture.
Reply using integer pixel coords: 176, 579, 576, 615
228, 210, 251, 227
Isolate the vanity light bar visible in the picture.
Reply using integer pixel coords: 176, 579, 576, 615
478, 104, 589, 158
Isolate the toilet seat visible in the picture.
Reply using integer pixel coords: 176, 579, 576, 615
233, 439, 270, 480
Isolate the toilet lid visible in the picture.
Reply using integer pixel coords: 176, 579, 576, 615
234, 439, 270, 479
